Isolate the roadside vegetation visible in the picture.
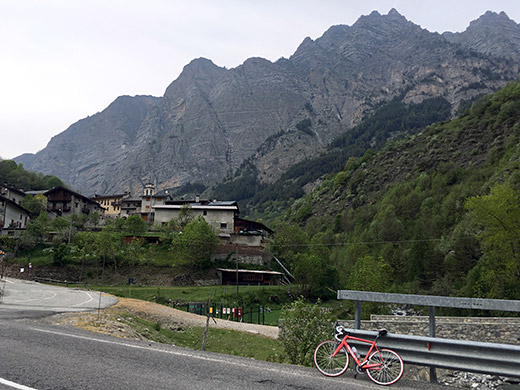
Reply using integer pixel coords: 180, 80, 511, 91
118, 313, 286, 362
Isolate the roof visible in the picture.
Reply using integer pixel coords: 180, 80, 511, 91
0, 185, 26, 196
121, 198, 142, 203
91, 193, 129, 200
0, 195, 32, 215
216, 268, 283, 275
44, 186, 101, 206
235, 217, 273, 234
154, 204, 238, 211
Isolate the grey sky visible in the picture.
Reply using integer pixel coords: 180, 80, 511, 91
1, 0, 519, 160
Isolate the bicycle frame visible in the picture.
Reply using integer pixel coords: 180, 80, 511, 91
332, 333, 383, 370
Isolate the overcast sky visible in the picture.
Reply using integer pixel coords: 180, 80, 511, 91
1, 0, 519, 160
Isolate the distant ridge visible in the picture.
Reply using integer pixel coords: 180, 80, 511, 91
15, 9, 520, 196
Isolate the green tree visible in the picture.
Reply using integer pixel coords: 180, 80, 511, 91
88, 211, 101, 228
349, 255, 392, 292
50, 217, 73, 243
125, 238, 146, 266
464, 183, 520, 299
293, 253, 337, 299
22, 212, 50, 246
279, 297, 335, 366
124, 215, 148, 236
71, 231, 98, 279
177, 204, 194, 229
21, 194, 46, 215
51, 242, 71, 266
95, 225, 124, 273
70, 213, 88, 230
171, 216, 219, 269
271, 222, 309, 269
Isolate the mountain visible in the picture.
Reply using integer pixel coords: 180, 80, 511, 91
280, 82, 520, 299
443, 11, 520, 61
15, 9, 520, 196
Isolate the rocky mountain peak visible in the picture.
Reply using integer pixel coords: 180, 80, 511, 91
443, 11, 520, 61
164, 57, 226, 98
354, 8, 414, 29
14, 10, 520, 196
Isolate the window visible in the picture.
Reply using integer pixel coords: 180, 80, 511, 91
203, 210, 207, 216
220, 223, 227, 230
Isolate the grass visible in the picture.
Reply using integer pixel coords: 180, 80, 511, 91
90, 284, 295, 304
89, 284, 298, 326
119, 313, 286, 362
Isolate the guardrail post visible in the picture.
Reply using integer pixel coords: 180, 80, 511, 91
355, 301, 362, 329
429, 306, 437, 383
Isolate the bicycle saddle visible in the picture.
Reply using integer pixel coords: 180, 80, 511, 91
378, 329, 388, 337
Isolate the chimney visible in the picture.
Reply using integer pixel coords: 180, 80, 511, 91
195, 194, 200, 203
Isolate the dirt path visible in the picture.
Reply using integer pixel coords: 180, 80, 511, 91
48, 296, 279, 339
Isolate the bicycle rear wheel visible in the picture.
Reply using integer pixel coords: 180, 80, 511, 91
313, 340, 349, 377
366, 348, 404, 385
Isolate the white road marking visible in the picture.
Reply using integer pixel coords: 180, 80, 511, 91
0, 377, 38, 390
30, 328, 375, 389
8, 291, 57, 303
72, 291, 95, 307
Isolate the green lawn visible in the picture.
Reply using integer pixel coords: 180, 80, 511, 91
91, 284, 295, 303
90, 284, 297, 326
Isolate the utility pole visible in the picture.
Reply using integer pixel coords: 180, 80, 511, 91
235, 244, 239, 299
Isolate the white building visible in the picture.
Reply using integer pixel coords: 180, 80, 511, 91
0, 195, 31, 235
154, 199, 239, 235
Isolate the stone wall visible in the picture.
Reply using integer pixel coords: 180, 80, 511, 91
338, 315, 520, 345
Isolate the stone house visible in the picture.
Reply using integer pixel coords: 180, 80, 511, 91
44, 186, 104, 218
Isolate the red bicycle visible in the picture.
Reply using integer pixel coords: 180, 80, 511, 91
313, 326, 404, 386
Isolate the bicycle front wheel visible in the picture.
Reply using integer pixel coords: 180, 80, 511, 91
366, 348, 404, 385
313, 340, 349, 377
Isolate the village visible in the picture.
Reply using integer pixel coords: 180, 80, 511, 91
0, 183, 283, 285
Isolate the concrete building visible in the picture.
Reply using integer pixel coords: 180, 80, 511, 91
91, 192, 130, 218
154, 198, 239, 235
0, 195, 31, 235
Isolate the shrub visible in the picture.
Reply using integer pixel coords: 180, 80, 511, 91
279, 297, 335, 366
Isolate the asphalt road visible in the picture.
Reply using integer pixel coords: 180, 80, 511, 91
0, 278, 117, 312
0, 278, 442, 390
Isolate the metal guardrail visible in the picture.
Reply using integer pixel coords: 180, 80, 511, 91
337, 290, 520, 380
337, 290, 520, 312
336, 327, 520, 379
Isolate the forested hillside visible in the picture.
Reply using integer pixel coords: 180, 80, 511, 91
0, 159, 63, 191
210, 96, 453, 220
272, 82, 520, 301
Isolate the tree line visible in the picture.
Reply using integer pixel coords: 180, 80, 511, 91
0, 160, 63, 191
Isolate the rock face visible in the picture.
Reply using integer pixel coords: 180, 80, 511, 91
443, 11, 520, 61
15, 9, 520, 195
